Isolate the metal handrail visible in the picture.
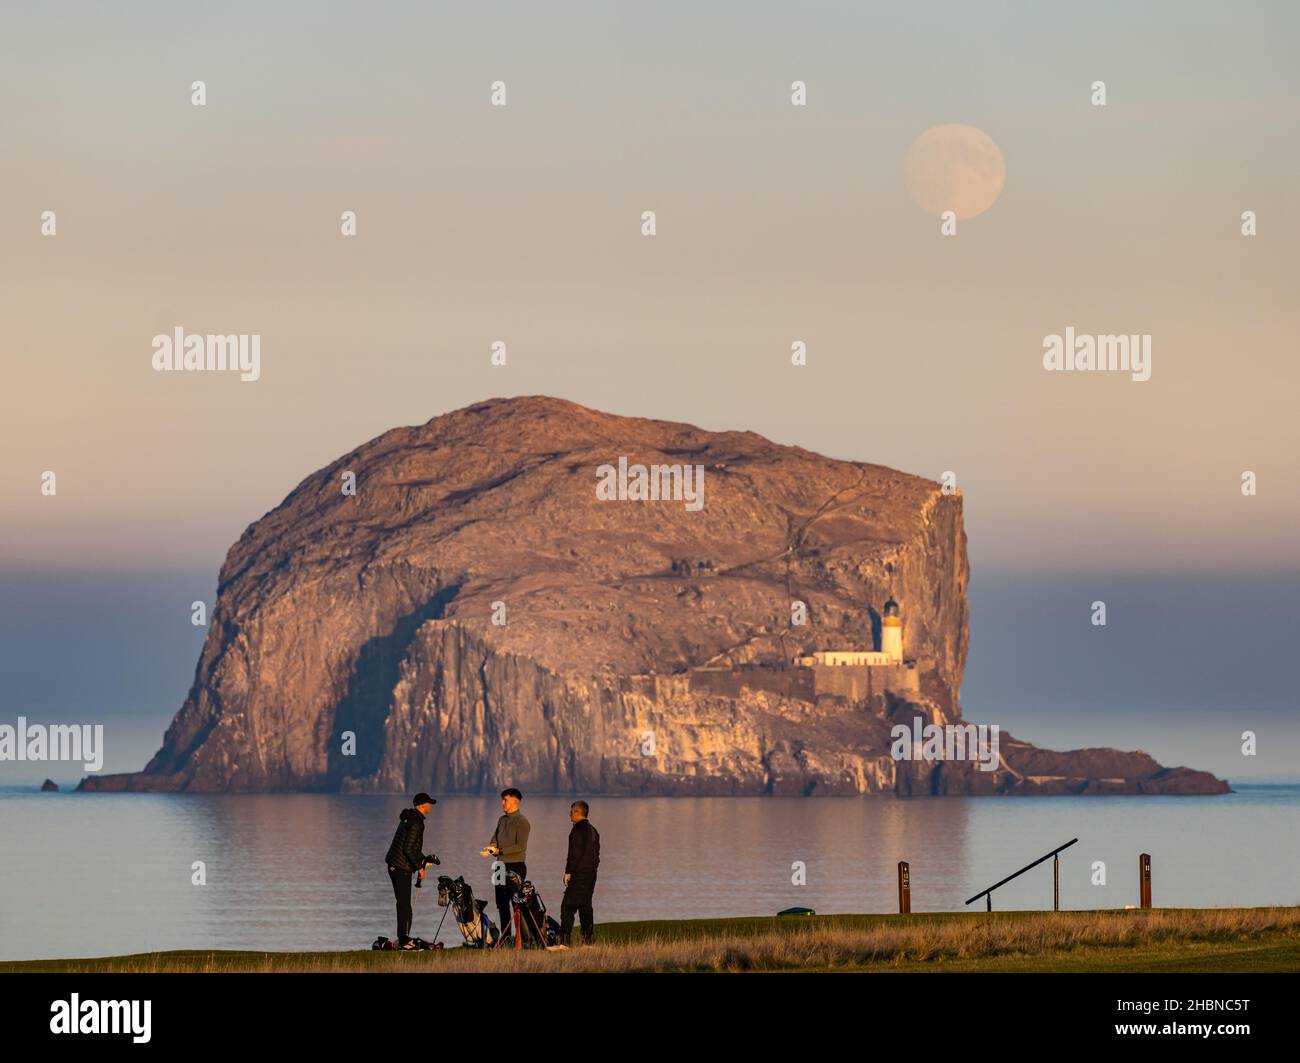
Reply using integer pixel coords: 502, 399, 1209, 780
964, 838, 1078, 911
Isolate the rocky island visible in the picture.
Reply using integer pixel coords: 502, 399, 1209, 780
80, 396, 1228, 796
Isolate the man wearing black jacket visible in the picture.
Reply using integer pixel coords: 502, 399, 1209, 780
559, 800, 600, 946
385, 792, 437, 949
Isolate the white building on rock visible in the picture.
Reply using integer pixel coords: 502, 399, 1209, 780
796, 598, 904, 668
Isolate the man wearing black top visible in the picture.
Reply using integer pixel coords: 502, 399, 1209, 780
385, 792, 438, 949
559, 800, 600, 946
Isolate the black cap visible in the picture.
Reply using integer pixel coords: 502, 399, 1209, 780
413, 792, 435, 806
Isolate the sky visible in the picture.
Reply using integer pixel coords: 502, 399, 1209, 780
1, 1, 1296, 781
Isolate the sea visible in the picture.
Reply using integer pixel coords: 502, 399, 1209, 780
1, 786, 1297, 961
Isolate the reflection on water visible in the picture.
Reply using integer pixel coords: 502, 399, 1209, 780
1, 788, 1297, 960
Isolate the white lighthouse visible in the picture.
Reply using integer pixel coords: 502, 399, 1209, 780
792, 596, 910, 670
881, 598, 903, 662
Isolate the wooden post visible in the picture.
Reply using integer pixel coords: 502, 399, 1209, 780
897, 861, 911, 913
1053, 853, 1060, 911
1139, 853, 1152, 909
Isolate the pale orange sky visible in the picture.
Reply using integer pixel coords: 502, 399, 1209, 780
2, 0, 1297, 574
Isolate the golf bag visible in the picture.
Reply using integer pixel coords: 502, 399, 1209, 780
436, 875, 500, 948
507, 871, 562, 948
372, 936, 439, 951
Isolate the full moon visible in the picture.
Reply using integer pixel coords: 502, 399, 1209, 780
904, 124, 1006, 220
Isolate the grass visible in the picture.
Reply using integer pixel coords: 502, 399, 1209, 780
5, 908, 1300, 973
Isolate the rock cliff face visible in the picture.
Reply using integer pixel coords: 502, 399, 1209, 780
80, 396, 1227, 796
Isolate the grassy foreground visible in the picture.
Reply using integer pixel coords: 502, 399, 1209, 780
6, 908, 1300, 973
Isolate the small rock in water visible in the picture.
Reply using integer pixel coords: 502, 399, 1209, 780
40, 779, 59, 792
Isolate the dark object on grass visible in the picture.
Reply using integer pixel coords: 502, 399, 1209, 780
777, 907, 816, 916
371, 935, 439, 951
40, 779, 59, 792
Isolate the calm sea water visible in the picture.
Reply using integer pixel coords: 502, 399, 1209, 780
1, 787, 1297, 961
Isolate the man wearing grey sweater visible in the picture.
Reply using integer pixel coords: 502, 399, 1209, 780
481, 787, 530, 935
